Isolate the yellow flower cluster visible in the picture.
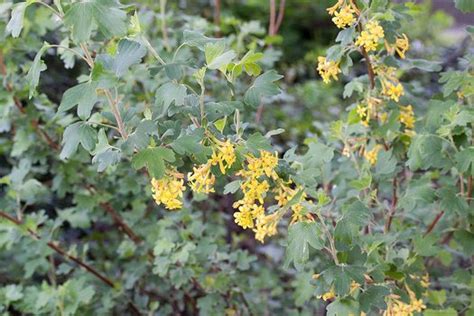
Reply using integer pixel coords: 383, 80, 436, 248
210, 140, 236, 174
364, 145, 381, 165
233, 152, 277, 221
275, 183, 312, 224
383, 288, 426, 316
399, 105, 415, 130
317, 56, 341, 84
332, 5, 356, 29
377, 66, 405, 102
233, 151, 282, 242
355, 20, 385, 52
356, 97, 382, 127
188, 140, 236, 195
188, 162, 215, 194
383, 82, 404, 102
151, 174, 185, 210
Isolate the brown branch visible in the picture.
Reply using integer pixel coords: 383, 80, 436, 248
0, 210, 115, 288
467, 176, 473, 201
274, 0, 286, 34
268, 0, 276, 36
385, 177, 398, 233
424, 211, 445, 236
100, 202, 142, 245
213, 0, 221, 37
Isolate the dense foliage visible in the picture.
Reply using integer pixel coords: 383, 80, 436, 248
0, 0, 473, 315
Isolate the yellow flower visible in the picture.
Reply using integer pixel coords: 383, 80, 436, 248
327, 0, 344, 15
384, 82, 404, 102
332, 5, 356, 29
210, 139, 236, 174
318, 288, 336, 301
188, 162, 215, 194
233, 208, 254, 229
395, 34, 409, 59
151, 175, 185, 210
254, 213, 279, 243
317, 56, 341, 84
399, 105, 415, 129
350, 281, 360, 294
364, 145, 381, 165
356, 104, 367, 118
420, 273, 430, 288
355, 20, 384, 52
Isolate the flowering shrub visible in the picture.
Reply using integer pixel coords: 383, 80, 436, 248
0, 0, 473, 315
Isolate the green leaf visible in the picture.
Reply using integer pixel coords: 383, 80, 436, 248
402, 59, 442, 72
113, 39, 146, 77
284, 222, 324, 270
64, 2, 94, 42
131, 147, 175, 179
58, 82, 98, 119
183, 30, 221, 51
454, 230, 474, 256
26, 43, 49, 99
455, 147, 474, 176
246, 132, 273, 154
437, 186, 469, 215
60, 122, 97, 159
427, 290, 447, 306
375, 149, 397, 175
6, 2, 29, 38
343, 80, 364, 98
223, 180, 241, 194
359, 285, 389, 312
205, 42, 236, 70
244, 70, 282, 107
155, 82, 187, 115
170, 131, 211, 162
455, 0, 474, 13
64, 0, 127, 42
326, 298, 359, 316
424, 308, 458, 316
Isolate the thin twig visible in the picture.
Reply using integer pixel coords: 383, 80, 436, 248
385, 177, 398, 233
274, 0, 286, 34
104, 89, 128, 139
268, 0, 276, 36
0, 210, 115, 288
424, 211, 445, 236
100, 203, 142, 244
213, 0, 221, 37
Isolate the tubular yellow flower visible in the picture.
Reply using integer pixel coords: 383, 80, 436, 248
327, 0, 344, 15
355, 20, 384, 52
399, 105, 415, 129
210, 139, 236, 174
332, 5, 356, 29
233, 208, 254, 229
395, 34, 409, 59
318, 288, 336, 301
188, 162, 215, 194
151, 175, 185, 210
383, 82, 404, 102
317, 56, 341, 84
254, 213, 279, 243
364, 145, 381, 166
